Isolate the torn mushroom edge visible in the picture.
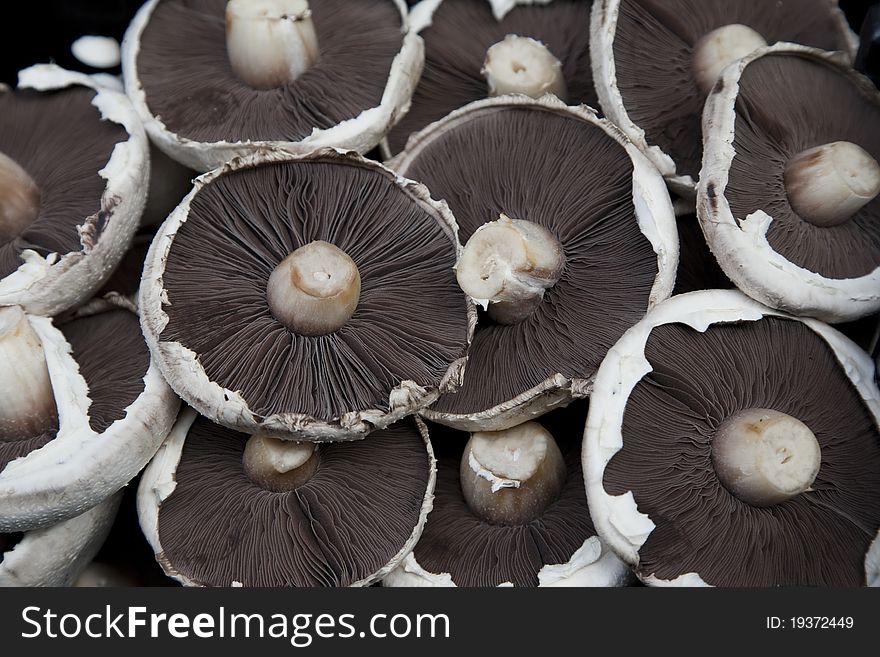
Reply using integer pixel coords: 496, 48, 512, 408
139, 147, 476, 443
122, 0, 425, 173
698, 43, 880, 323
0, 64, 149, 317
409, 0, 555, 33
387, 94, 678, 432
0, 297, 180, 532
138, 407, 437, 588
590, 0, 858, 198
0, 491, 121, 586
582, 288, 880, 587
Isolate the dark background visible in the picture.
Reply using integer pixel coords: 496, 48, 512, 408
1, 1, 876, 85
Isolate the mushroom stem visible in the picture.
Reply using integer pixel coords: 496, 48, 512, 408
225, 0, 319, 90
455, 214, 564, 325
692, 24, 767, 94
0, 306, 57, 440
482, 35, 568, 102
712, 408, 821, 507
243, 434, 319, 492
267, 240, 361, 336
0, 150, 41, 245
460, 422, 566, 525
784, 141, 880, 227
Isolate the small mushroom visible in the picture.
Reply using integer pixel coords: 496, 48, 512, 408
0, 297, 179, 532
383, 403, 632, 587
591, 0, 857, 195
584, 289, 880, 586
699, 44, 880, 322
122, 0, 423, 171
138, 408, 435, 587
0, 492, 120, 586
385, 0, 594, 154
0, 65, 149, 317
390, 95, 677, 431
140, 149, 473, 441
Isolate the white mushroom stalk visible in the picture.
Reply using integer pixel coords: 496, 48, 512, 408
692, 24, 767, 94
243, 434, 319, 492
225, 0, 319, 90
0, 305, 56, 440
784, 141, 880, 227
712, 408, 821, 507
267, 240, 361, 336
0, 150, 41, 244
455, 214, 565, 325
482, 35, 567, 102
460, 421, 566, 525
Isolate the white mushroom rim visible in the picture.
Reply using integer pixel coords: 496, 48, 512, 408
409, 0, 555, 32
589, 0, 858, 197
0, 298, 180, 532
0, 491, 120, 587
383, 535, 632, 587
390, 94, 678, 432
582, 289, 880, 587
0, 64, 149, 317
139, 147, 476, 442
138, 407, 437, 587
122, 0, 425, 172
698, 43, 880, 323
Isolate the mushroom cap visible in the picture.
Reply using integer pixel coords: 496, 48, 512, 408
699, 44, 880, 322
138, 408, 436, 587
140, 148, 474, 442
383, 404, 633, 587
591, 0, 857, 195
390, 95, 677, 431
0, 65, 149, 317
122, 0, 424, 172
584, 289, 880, 586
0, 298, 180, 532
0, 492, 120, 586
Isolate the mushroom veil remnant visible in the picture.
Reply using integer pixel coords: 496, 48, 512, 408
584, 290, 880, 586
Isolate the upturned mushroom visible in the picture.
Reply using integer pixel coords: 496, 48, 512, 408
699, 44, 880, 322
1, 493, 120, 587
0, 297, 179, 532
584, 289, 880, 586
386, 0, 595, 154
123, 0, 423, 171
591, 0, 857, 195
0, 65, 149, 317
140, 149, 474, 441
139, 408, 435, 587
390, 95, 677, 431
383, 403, 631, 587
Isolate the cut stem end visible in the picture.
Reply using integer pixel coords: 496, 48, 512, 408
712, 408, 821, 507
460, 421, 567, 525
482, 35, 568, 102
692, 24, 767, 94
243, 434, 319, 492
0, 150, 41, 245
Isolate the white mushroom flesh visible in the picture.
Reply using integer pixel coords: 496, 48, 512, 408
225, 0, 318, 90
784, 141, 880, 227
455, 214, 564, 325
482, 35, 567, 102
0, 150, 41, 245
712, 408, 821, 507
460, 421, 566, 525
243, 434, 319, 492
692, 24, 767, 94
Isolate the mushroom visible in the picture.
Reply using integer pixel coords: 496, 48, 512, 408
699, 44, 880, 322
122, 0, 423, 172
389, 95, 677, 431
0, 64, 149, 317
386, 0, 595, 154
383, 402, 632, 587
0, 296, 179, 532
0, 493, 120, 586
138, 408, 435, 587
584, 289, 880, 586
592, 0, 857, 195
140, 149, 473, 442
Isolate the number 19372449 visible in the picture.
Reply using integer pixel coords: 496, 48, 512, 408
766, 617, 854, 629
